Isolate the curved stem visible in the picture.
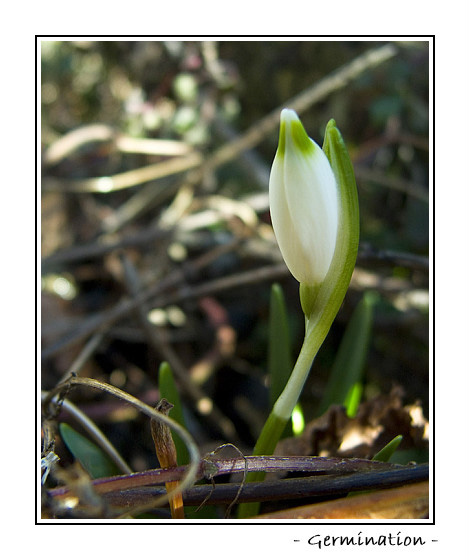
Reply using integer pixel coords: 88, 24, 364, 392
272, 327, 318, 420
41, 390, 132, 474
42, 376, 200, 517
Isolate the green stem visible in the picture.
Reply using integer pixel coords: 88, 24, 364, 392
272, 285, 343, 421
252, 413, 289, 461
236, 413, 288, 518
237, 317, 319, 518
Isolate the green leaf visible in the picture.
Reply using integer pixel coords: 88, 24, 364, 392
268, 284, 293, 408
59, 423, 120, 479
348, 435, 403, 497
344, 382, 363, 418
291, 402, 305, 436
373, 435, 403, 462
317, 291, 377, 416
158, 361, 190, 466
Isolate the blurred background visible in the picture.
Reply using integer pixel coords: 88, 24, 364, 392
41, 40, 429, 480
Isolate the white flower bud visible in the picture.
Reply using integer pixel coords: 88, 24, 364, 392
269, 109, 339, 285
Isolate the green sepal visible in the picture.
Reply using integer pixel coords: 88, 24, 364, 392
299, 282, 320, 319
322, 119, 359, 292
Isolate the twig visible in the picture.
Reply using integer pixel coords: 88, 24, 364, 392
48, 455, 414, 497
95, 463, 429, 510
43, 124, 194, 166
42, 376, 200, 514
119, 252, 238, 442
57, 331, 105, 385
357, 244, 429, 271
42, 245, 426, 362
43, 43, 398, 193
41, 390, 132, 475
196, 44, 398, 178
42, 225, 170, 272
41, 240, 242, 359
355, 166, 429, 203
150, 264, 288, 317
43, 151, 203, 193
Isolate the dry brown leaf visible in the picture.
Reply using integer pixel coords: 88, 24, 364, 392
275, 386, 428, 459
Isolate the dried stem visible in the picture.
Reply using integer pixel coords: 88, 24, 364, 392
150, 399, 184, 519
43, 43, 398, 194
41, 390, 132, 475
89, 463, 429, 513
42, 376, 200, 516
41, 240, 241, 360
49, 455, 420, 497
119, 252, 238, 442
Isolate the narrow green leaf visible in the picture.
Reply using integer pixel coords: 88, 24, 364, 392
317, 291, 377, 416
268, 284, 295, 439
291, 402, 305, 436
158, 361, 190, 466
59, 423, 120, 479
373, 435, 403, 462
344, 382, 363, 418
268, 284, 293, 407
348, 435, 404, 498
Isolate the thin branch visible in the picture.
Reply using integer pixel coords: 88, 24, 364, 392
48, 455, 419, 497
42, 241, 428, 362
358, 244, 429, 271
195, 43, 398, 179
119, 252, 238, 443
93, 463, 429, 510
355, 166, 428, 203
42, 225, 170, 272
41, 390, 132, 475
42, 376, 200, 513
58, 331, 105, 384
43, 151, 204, 193
43, 124, 194, 166
41, 240, 242, 359
43, 43, 398, 193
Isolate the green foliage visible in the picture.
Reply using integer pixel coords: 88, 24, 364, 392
268, 284, 307, 438
373, 435, 403, 462
268, 284, 293, 407
268, 284, 295, 438
59, 423, 120, 479
317, 291, 377, 416
344, 382, 363, 418
348, 435, 403, 497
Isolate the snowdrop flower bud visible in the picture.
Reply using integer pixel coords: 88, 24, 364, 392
269, 108, 339, 286
239, 111, 359, 519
